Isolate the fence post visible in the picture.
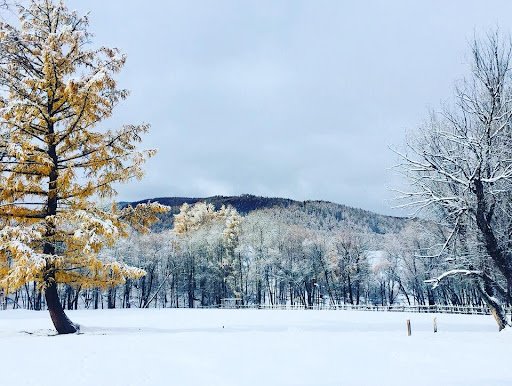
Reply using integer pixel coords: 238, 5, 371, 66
406, 319, 411, 336
433, 317, 437, 333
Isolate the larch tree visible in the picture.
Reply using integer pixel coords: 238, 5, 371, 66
397, 31, 512, 330
0, 0, 167, 334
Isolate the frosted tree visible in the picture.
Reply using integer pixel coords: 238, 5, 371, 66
397, 32, 512, 330
222, 206, 243, 300
174, 202, 242, 305
239, 210, 281, 305
174, 202, 219, 234
0, 0, 167, 333
383, 227, 424, 306
326, 230, 370, 305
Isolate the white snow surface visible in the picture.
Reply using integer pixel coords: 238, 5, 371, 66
1, 308, 510, 386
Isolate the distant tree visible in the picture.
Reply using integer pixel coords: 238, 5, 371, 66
328, 230, 369, 305
0, 0, 167, 333
383, 224, 443, 306
174, 202, 242, 306
397, 31, 512, 330
239, 210, 281, 305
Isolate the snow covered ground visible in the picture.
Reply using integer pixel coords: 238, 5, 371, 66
0, 308, 510, 386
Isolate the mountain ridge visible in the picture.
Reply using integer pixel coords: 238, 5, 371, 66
123, 194, 412, 234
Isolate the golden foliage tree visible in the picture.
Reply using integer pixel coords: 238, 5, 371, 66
0, 0, 167, 334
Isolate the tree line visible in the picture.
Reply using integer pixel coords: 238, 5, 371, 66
1, 202, 491, 312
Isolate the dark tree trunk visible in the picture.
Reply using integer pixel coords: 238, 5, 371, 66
477, 283, 508, 331
256, 279, 262, 305
238, 253, 244, 305
397, 280, 411, 305
427, 288, 435, 306
73, 287, 81, 310
265, 271, 273, 306
94, 289, 99, 309
305, 280, 314, 308
43, 123, 77, 334
107, 287, 116, 309
123, 280, 131, 308
45, 281, 78, 334
474, 179, 512, 288
65, 285, 73, 310
42, 224, 77, 333
347, 275, 354, 305
187, 270, 195, 308
323, 271, 335, 306
34, 283, 42, 311
187, 256, 195, 308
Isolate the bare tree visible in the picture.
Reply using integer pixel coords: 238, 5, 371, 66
397, 31, 512, 330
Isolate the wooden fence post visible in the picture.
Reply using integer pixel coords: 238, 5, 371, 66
406, 319, 411, 336
433, 317, 437, 333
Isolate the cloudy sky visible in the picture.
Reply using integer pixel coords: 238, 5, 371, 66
66, 0, 512, 215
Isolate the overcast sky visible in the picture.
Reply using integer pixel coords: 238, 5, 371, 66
65, 0, 512, 215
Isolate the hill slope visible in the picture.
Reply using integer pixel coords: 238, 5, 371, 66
126, 194, 412, 235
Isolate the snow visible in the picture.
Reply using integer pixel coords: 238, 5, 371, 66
0, 309, 510, 386
425, 269, 483, 288
86, 70, 108, 87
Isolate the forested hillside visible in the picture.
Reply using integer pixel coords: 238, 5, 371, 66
125, 194, 412, 235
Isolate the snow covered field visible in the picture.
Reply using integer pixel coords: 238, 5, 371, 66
1, 309, 510, 386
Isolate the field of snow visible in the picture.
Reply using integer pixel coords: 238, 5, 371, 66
0, 308, 510, 386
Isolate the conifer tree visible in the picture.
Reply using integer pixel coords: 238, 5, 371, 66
0, 0, 167, 334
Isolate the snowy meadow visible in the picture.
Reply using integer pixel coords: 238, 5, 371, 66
1, 309, 510, 386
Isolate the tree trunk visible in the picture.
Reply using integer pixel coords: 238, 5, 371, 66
124, 280, 131, 308
107, 287, 116, 309
45, 281, 78, 334
34, 282, 42, 311
305, 280, 314, 308
347, 275, 354, 305
256, 279, 262, 305
94, 289, 99, 310
187, 270, 195, 308
44, 124, 77, 334
474, 179, 512, 287
73, 287, 81, 310
477, 284, 508, 331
